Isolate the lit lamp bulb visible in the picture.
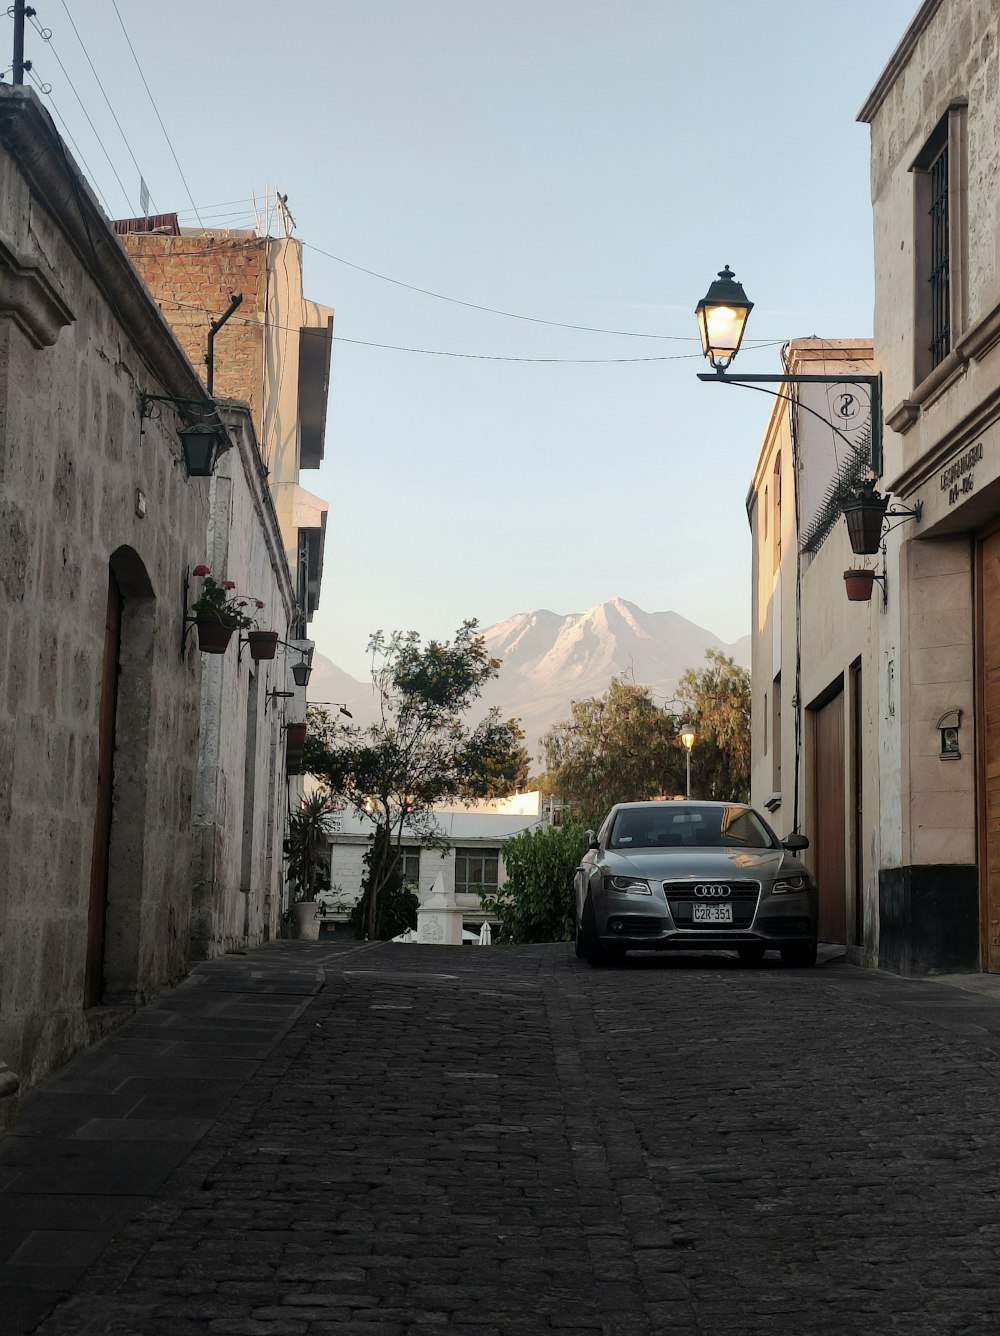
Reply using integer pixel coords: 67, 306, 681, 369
695, 267, 754, 371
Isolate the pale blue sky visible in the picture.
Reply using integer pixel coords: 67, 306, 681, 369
22, 1, 917, 676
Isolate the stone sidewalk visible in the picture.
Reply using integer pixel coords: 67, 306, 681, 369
5, 942, 1000, 1334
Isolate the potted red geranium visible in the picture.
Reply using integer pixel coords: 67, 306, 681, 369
189, 565, 257, 653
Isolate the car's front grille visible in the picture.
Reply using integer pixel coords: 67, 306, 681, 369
663, 880, 760, 930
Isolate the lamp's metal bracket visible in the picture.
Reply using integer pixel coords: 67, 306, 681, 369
698, 370, 883, 475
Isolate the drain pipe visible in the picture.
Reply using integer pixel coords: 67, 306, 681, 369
206, 293, 243, 396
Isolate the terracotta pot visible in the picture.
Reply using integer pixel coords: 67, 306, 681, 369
247, 630, 279, 661
843, 569, 876, 602
286, 722, 307, 747
196, 614, 236, 653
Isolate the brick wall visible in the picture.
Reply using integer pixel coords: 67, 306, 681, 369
123, 235, 268, 436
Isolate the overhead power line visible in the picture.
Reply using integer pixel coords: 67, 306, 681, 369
110, 0, 204, 227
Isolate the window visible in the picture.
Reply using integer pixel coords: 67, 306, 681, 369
913, 103, 967, 383
399, 846, 420, 888
454, 847, 500, 896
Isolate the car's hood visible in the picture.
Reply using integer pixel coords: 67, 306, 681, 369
603, 847, 808, 880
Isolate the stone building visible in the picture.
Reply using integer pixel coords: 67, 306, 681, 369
117, 216, 332, 637
114, 212, 335, 956
0, 89, 212, 1120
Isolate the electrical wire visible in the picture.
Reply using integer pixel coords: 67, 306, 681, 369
29, 22, 135, 212
109, 0, 204, 227
155, 298, 780, 363
302, 240, 704, 342
56, 0, 156, 214
36, 87, 114, 215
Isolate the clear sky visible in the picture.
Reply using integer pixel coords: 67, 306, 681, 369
20, 0, 918, 677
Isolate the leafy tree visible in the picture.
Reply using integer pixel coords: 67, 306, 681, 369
674, 649, 751, 801
284, 790, 337, 903
304, 620, 524, 940
480, 821, 586, 943
349, 826, 420, 940
540, 678, 683, 828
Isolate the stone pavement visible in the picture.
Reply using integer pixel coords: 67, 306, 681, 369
5, 943, 1000, 1334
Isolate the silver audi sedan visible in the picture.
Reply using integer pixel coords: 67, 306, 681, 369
574, 800, 818, 967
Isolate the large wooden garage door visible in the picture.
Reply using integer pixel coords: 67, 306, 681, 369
812, 690, 847, 944
978, 531, 1000, 970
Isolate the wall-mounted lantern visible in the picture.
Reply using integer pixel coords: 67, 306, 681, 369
937, 709, 962, 759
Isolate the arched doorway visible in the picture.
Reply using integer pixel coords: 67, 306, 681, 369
84, 547, 155, 1007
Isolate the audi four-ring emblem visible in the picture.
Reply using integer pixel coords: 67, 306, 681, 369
694, 884, 730, 897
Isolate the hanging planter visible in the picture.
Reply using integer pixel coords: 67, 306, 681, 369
247, 630, 279, 661
196, 613, 237, 653
844, 569, 876, 602
286, 722, 307, 747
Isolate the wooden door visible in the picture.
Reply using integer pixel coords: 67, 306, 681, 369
813, 690, 848, 943
85, 572, 122, 1006
978, 530, 1000, 969
850, 662, 864, 946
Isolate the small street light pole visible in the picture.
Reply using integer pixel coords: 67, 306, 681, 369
680, 723, 696, 799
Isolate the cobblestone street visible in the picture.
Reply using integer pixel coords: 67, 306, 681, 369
6, 942, 1000, 1334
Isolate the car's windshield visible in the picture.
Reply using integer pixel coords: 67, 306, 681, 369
607, 804, 778, 851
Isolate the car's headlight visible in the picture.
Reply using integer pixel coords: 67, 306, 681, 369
773, 875, 808, 894
604, 875, 652, 894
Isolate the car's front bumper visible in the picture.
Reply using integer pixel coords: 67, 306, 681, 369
596, 888, 817, 951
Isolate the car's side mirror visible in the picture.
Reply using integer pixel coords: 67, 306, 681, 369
586, 829, 600, 850
782, 833, 809, 852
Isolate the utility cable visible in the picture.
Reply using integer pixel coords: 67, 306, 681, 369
109, 0, 204, 227
155, 298, 782, 363
302, 240, 705, 342
28, 21, 135, 212
56, 0, 156, 214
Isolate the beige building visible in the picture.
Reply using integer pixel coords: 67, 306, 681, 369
748, 341, 881, 963
857, 0, 995, 973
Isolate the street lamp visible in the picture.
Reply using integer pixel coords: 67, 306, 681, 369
680, 723, 696, 799
694, 266, 885, 476
695, 266, 754, 371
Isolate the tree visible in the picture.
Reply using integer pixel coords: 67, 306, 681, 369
480, 822, 586, 943
304, 620, 524, 940
284, 789, 337, 903
674, 649, 751, 802
540, 678, 684, 828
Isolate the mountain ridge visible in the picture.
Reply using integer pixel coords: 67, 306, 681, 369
308, 598, 749, 764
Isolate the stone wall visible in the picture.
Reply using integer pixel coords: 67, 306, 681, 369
0, 90, 210, 1100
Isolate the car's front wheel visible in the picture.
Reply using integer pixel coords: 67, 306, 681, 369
581, 897, 619, 967
780, 941, 818, 968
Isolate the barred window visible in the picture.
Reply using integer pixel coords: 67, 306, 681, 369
454, 848, 500, 896
913, 104, 966, 385
927, 137, 950, 370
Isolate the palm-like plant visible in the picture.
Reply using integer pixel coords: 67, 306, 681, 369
284, 790, 337, 903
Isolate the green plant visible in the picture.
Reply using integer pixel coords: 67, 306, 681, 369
349, 828, 419, 939
190, 564, 264, 630
480, 821, 586, 943
284, 790, 337, 903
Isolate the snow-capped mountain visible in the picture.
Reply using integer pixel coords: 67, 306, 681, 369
478, 598, 749, 763
308, 598, 749, 767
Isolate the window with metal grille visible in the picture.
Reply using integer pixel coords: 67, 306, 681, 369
928, 138, 950, 369
454, 847, 500, 895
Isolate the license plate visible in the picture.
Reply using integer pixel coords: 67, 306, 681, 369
693, 904, 733, 924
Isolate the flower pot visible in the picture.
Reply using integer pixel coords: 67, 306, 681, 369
291, 900, 319, 941
286, 722, 307, 747
247, 630, 279, 661
196, 614, 236, 653
844, 569, 876, 602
